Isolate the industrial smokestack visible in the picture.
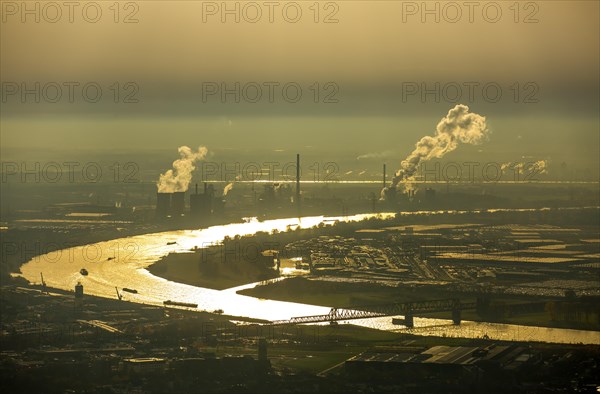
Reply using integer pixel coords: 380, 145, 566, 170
383, 164, 386, 188
296, 154, 301, 215
258, 337, 267, 362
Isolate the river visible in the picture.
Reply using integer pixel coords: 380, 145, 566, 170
19, 211, 600, 345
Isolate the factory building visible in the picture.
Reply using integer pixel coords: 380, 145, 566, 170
345, 345, 536, 387
154, 183, 227, 221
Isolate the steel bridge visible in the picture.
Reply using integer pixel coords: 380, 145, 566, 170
270, 299, 477, 327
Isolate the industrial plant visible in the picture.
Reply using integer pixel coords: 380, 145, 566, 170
156, 183, 220, 221
153, 154, 306, 223
2, 1, 599, 391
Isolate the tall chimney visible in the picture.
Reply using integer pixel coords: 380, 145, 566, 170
296, 153, 301, 215
195, 183, 198, 195
258, 337, 267, 362
383, 164, 386, 188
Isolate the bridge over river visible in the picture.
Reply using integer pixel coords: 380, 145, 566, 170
271, 298, 478, 327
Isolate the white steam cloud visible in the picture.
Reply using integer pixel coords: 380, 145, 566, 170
501, 160, 548, 175
383, 104, 488, 197
157, 146, 208, 193
223, 182, 234, 196
222, 175, 241, 196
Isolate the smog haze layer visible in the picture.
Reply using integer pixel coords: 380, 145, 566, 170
1, 1, 598, 179
2, 2, 600, 393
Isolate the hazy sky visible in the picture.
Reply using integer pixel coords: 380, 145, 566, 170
3, 1, 598, 82
1, 1, 598, 171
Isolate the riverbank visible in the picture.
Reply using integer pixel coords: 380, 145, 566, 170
145, 213, 402, 290
146, 248, 280, 290
16, 207, 600, 345
1, 283, 270, 326
238, 276, 600, 331
4, 282, 598, 393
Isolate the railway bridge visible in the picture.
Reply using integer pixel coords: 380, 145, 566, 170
271, 298, 477, 327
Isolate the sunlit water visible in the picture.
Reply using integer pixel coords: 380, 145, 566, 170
19, 210, 600, 345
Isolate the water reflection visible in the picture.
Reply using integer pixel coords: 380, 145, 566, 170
21, 214, 392, 321
347, 317, 600, 345
19, 211, 600, 345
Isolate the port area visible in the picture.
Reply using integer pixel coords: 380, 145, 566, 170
223, 215, 600, 331
1, 284, 599, 394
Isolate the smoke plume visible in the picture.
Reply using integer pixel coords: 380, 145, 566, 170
501, 160, 548, 175
157, 146, 208, 193
223, 182, 234, 196
222, 175, 242, 196
383, 105, 488, 197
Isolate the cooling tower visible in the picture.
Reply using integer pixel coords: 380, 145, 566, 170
156, 192, 172, 217
171, 192, 186, 217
